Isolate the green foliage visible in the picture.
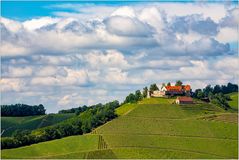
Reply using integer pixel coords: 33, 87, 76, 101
210, 93, 230, 110
1, 113, 74, 137
1, 104, 46, 116
203, 85, 214, 97
195, 89, 204, 99
58, 105, 88, 114
149, 83, 159, 92
135, 90, 143, 101
124, 93, 137, 103
193, 83, 238, 110
1, 101, 119, 150
142, 87, 148, 98
175, 80, 183, 86
124, 90, 143, 104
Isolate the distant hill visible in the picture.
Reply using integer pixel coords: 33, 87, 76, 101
2, 97, 238, 159
1, 113, 74, 137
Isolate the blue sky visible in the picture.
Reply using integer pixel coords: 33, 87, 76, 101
1, 1, 238, 113
2, 1, 238, 20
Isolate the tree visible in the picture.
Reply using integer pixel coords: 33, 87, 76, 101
226, 83, 238, 93
213, 85, 221, 94
1, 104, 46, 116
150, 83, 159, 92
142, 87, 148, 98
135, 90, 142, 101
197, 90, 204, 99
203, 85, 213, 97
211, 93, 230, 110
175, 80, 183, 86
124, 93, 136, 103
208, 92, 214, 101
167, 82, 171, 86
1, 100, 118, 149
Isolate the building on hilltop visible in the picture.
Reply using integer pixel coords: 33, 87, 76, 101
175, 96, 193, 104
150, 84, 191, 97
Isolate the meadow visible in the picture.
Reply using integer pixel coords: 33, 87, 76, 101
1, 97, 238, 159
1, 113, 74, 137
227, 92, 238, 110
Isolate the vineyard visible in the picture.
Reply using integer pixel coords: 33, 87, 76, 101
1, 113, 74, 137
1, 96, 238, 159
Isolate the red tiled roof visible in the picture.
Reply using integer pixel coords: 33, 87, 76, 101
165, 86, 182, 91
177, 96, 193, 102
184, 85, 191, 91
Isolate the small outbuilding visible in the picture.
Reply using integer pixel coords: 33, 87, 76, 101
176, 96, 193, 104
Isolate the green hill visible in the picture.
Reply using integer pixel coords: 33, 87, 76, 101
1, 113, 74, 137
1, 98, 238, 159
227, 92, 238, 110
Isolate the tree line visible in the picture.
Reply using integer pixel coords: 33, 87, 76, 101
193, 83, 238, 110
1, 104, 46, 116
58, 105, 88, 114
1, 100, 119, 149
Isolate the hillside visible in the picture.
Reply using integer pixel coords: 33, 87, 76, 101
1, 98, 238, 159
227, 92, 238, 110
1, 113, 74, 137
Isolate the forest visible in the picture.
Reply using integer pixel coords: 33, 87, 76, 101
1, 104, 46, 116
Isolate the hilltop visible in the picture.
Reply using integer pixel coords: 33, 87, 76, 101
2, 96, 238, 159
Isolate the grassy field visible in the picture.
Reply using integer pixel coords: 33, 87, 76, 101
1, 113, 74, 137
1, 135, 99, 159
115, 103, 137, 116
1, 97, 238, 159
227, 92, 238, 110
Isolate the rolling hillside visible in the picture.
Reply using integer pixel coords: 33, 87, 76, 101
227, 92, 238, 110
1, 113, 74, 137
1, 98, 238, 159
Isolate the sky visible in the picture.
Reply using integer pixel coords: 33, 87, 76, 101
0, 1, 238, 113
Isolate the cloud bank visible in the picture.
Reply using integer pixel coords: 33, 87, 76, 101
1, 2, 238, 112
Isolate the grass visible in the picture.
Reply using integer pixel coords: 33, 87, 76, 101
1, 113, 74, 137
102, 134, 237, 158
115, 103, 137, 116
126, 104, 224, 119
227, 92, 238, 110
1, 97, 238, 159
138, 97, 175, 104
200, 113, 238, 123
1, 134, 99, 159
110, 148, 222, 159
95, 117, 237, 139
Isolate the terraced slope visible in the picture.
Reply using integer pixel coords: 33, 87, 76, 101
1, 98, 238, 159
1, 113, 74, 137
94, 98, 237, 159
